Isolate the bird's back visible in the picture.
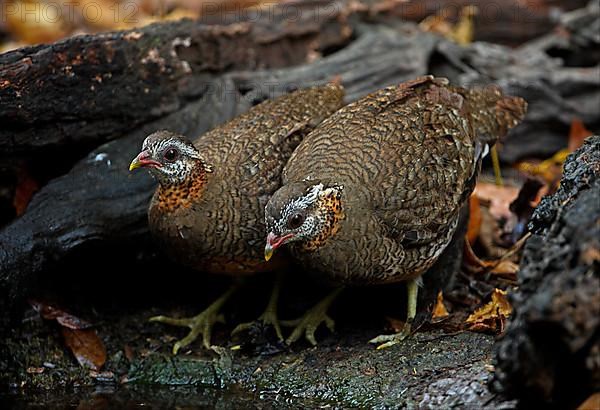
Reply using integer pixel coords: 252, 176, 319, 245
283, 76, 526, 284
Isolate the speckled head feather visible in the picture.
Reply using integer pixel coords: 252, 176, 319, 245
265, 181, 344, 252
138, 130, 212, 186
131, 130, 213, 212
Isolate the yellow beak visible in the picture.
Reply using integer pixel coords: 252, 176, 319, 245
129, 157, 142, 171
264, 243, 274, 262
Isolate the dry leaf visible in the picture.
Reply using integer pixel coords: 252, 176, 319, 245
13, 166, 39, 216
62, 328, 107, 371
568, 118, 592, 152
577, 392, 600, 410
5, 0, 70, 45
466, 289, 512, 334
474, 182, 520, 221
432, 291, 450, 321
467, 194, 482, 244
26, 366, 45, 374
463, 233, 529, 280
384, 316, 405, 333
29, 300, 92, 329
516, 151, 568, 186
451, 5, 477, 45
517, 119, 589, 186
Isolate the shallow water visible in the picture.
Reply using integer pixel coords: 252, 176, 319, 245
1, 385, 289, 409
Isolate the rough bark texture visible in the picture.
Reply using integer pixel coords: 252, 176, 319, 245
0, 0, 352, 157
491, 136, 600, 408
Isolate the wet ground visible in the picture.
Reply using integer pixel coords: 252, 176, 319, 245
0, 229, 515, 408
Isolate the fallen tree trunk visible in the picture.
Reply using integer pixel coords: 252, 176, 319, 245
492, 136, 600, 408
0, 0, 352, 157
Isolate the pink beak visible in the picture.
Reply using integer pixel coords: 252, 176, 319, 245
129, 150, 162, 171
264, 232, 294, 261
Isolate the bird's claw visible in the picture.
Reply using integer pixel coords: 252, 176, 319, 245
150, 309, 225, 354
231, 309, 284, 341
369, 323, 412, 350
281, 309, 335, 346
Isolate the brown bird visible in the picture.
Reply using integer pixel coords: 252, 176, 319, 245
264, 76, 527, 347
129, 83, 344, 353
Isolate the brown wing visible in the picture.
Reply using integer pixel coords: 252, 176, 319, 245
198, 83, 345, 200
150, 83, 345, 273
284, 76, 525, 283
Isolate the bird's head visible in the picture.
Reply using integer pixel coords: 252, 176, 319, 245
264, 182, 344, 261
129, 130, 211, 185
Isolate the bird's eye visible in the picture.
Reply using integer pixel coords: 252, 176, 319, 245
163, 148, 179, 162
288, 213, 304, 229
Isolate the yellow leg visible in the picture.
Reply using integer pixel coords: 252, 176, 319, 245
369, 278, 419, 349
491, 145, 504, 187
282, 287, 342, 346
150, 283, 239, 354
231, 273, 284, 341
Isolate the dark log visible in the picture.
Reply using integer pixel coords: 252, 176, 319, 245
361, 0, 589, 46
491, 136, 600, 408
0, 0, 352, 157
430, 5, 600, 163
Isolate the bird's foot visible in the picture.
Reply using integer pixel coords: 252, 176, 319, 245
231, 308, 283, 341
369, 321, 412, 350
281, 288, 341, 346
150, 307, 225, 354
149, 286, 237, 354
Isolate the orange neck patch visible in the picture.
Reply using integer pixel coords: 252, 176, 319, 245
156, 163, 211, 213
301, 187, 344, 252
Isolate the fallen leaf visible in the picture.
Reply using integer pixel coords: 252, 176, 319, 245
89, 370, 115, 382
473, 182, 520, 222
13, 165, 39, 216
26, 367, 45, 374
123, 345, 135, 362
516, 151, 567, 186
463, 233, 529, 280
29, 300, 92, 329
466, 289, 512, 334
451, 5, 478, 45
467, 194, 482, 244
578, 392, 600, 410
62, 328, 106, 371
384, 316, 405, 333
5, 0, 70, 45
432, 291, 450, 321
568, 118, 592, 152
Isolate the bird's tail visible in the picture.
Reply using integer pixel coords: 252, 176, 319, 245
461, 85, 527, 146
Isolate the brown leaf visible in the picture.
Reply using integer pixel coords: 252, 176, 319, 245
29, 299, 92, 329
516, 152, 567, 186
451, 5, 477, 45
467, 194, 482, 245
578, 393, 600, 410
568, 118, 592, 152
62, 328, 106, 371
26, 367, 45, 374
13, 166, 39, 216
474, 182, 520, 221
384, 316, 405, 333
466, 289, 512, 334
432, 291, 450, 321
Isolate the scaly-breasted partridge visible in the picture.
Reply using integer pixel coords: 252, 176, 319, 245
129, 83, 344, 353
264, 76, 527, 347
